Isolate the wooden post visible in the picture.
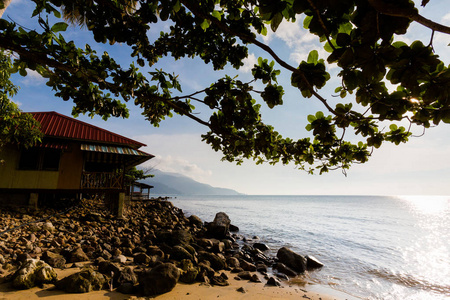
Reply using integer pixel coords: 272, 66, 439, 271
29, 193, 39, 210
117, 192, 125, 218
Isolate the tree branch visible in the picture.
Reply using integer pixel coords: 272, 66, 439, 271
367, 0, 450, 34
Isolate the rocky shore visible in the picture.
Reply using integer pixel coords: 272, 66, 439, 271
0, 198, 325, 298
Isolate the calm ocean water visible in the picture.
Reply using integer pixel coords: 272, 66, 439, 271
168, 195, 450, 300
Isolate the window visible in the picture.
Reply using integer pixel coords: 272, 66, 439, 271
18, 148, 61, 171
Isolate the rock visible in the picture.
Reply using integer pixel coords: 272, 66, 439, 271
266, 276, 282, 286
198, 251, 227, 271
276, 247, 307, 273
253, 242, 270, 251
210, 275, 229, 286
42, 251, 66, 269
42, 222, 55, 232
139, 263, 180, 296
226, 257, 240, 269
112, 254, 127, 264
70, 247, 90, 263
188, 215, 203, 227
236, 286, 246, 293
239, 259, 256, 272
116, 266, 137, 286
55, 267, 107, 293
255, 262, 268, 273
207, 212, 231, 239
237, 271, 252, 280
117, 282, 136, 294
170, 245, 194, 261
275, 262, 298, 277
229, 224, 239, 232
306, 255, 324, 270
250, 274, 261, 283
12, 259, 57, 289
179, 259, 199, 284
133, 252, 151, 265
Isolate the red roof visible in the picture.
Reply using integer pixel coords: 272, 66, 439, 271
29, 111, 146, 148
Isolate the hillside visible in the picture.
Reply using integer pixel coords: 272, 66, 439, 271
140, 169, 242, 196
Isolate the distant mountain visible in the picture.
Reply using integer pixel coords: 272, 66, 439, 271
140, 169, 242, 195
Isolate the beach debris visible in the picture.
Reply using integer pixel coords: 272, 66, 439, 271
11, 259, 57, 289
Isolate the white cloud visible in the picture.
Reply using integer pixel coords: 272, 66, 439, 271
240, 53, 257, 73
442, 12, 450, 23
20, 69, 46, 86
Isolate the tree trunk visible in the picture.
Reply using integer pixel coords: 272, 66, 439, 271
0, 0, 12, 18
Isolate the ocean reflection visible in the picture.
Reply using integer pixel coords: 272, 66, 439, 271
398, 195, 449, 215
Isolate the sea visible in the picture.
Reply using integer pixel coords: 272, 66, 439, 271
166, 195, 450, 300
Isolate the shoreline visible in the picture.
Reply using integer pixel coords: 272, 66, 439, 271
0, 199, 354, 300
1, 267, 346, 300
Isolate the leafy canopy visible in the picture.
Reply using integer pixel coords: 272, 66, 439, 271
0, 0, 449, 174
0, 51, 43, 162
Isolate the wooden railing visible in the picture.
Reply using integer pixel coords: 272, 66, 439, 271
81, 171, 123, 189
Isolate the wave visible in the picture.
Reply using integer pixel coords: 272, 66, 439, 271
368, 268, 450, 296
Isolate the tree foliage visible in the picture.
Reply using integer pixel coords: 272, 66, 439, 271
0, 51, 42, 162
0, 0, 449, 173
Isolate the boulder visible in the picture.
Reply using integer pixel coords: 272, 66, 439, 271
198, 251, 227, 271
139, 263, 180, 296
276, 247, 307, 273
306, 255, 324, 270
188, 215, 203, 227
207, 212, 231, 239
266, 276, 282, 286
55, 267, 107, 293
70, 247, 90, 263
12, 259, 57, 289
239, 259, 256, 272
179, 259, 199, 284
41, 251, 66, 269
170, 245, 194, 261
133, 252, 151, 265
275, 262, 297, 277
253, 242, 270, 251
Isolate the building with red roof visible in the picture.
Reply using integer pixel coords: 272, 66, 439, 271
0, 111, 154, 214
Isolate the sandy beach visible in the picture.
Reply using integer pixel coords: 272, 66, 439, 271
0, 266, 344, 300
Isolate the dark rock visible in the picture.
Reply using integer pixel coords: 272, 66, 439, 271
42, 251, 66, 269
116, 282, 137, 294
239, 259, 256, 272
250, 274, 262, 283
255, 262, 268, 273
12, 259, 57, 289
70, 247, 90, 263
55, 267, 107, 293
139, 263, 180, 296
253, 242, 270, 251
170, 245, 194, 261
229, 224, 239, 232
210, 275, 229, 286
274, 262, 298, 277
198, 251, 226, 271
116, 266, 137, 286
266, 276, 282, 286
188, 215, 203, 227
236, 286, 246, 293
237, 271, 252, 280
306, 255, 324, 270
226, 257, 240, 269
97, 261, 121, 285
207, 212, 231, 239
133, 252, 151, 265
276, 247, 307, 273
179, 259, 199, 284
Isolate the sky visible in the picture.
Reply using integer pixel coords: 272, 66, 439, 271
3, 0, 450, 195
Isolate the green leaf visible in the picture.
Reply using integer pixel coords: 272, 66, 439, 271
307, 50, 319, 65
200, 19, 210, 30
51, 22, 68, 33
211, 10, 221, 21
